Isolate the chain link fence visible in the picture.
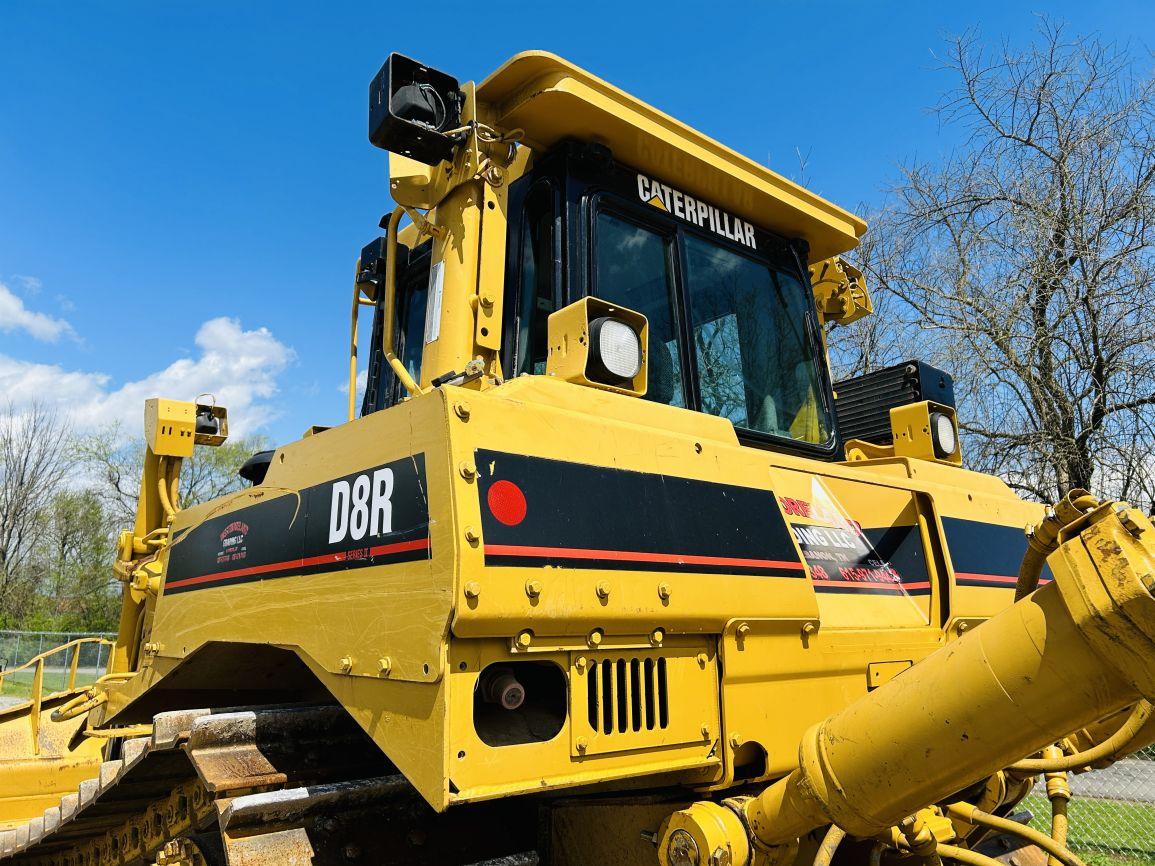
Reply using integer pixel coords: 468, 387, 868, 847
0, 630, 115, 705
1024, 746, 1155, 866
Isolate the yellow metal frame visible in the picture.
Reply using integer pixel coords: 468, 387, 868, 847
0, 638, 112, 826
891, 400, 963, 466
83, 371, 1055, 815
477, 52, 866, 261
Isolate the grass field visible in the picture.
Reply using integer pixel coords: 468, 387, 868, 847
1085, 857, 1155, 866
1023, 793, 1155, 865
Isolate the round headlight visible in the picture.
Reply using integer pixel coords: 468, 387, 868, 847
930, 411, 957, 458
589, 317, 642, 382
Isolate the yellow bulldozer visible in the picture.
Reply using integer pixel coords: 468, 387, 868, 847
3, 51, 1155, 866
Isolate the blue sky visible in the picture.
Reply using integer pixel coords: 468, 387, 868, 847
2, 2, 1153, 444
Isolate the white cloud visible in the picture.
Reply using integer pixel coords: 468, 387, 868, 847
13, 275, 42, 294
0, 317, 294, 437
0, 280, 75, 342
338, 369, 368, 398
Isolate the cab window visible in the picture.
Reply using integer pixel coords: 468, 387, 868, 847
683, 235, 829, 443
593, 211, 686, 407
513, 182, 559, 376
360, 240, 430, 415
592, 203, 833, 447
396, 250, 430, 386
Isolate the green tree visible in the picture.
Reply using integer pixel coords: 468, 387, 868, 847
23, 489, 119, 632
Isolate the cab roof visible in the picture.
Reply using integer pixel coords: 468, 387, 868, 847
478, 51, 866, 262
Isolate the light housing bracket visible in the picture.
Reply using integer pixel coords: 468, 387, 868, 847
368, 53, 464, 166
890, 400, 961, 466
546, 297, 649, 397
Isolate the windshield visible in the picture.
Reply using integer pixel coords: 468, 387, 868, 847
683, 234, 830, 443
595, 210, 832, 446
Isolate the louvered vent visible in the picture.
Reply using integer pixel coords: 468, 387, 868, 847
586, 657, 669, 735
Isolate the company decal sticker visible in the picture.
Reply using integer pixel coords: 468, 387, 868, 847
780, 490, 931, 596
475, 450, 805, 577
217, 520, 250, 565
636, 173, 757, 250
941, 516, 1052, 588
164, 454, 430, 594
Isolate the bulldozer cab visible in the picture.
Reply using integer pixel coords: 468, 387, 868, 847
506, 148, 834, 449
353, 51, 863, 460
363, 142, 836, 454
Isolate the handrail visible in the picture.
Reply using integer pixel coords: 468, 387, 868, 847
0, 636, 115, 753
0, 636, 114, 690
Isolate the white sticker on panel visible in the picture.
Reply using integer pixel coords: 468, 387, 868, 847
424, 261, 444, 345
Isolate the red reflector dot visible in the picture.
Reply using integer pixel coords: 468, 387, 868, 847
488, 480, 527, 526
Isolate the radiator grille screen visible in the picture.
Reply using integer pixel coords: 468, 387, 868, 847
586, 656, 669, 735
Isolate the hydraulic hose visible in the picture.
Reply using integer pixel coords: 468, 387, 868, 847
1015, 490, 1098, 600
157, 457, 176, 521
1009, 700, 1154, 774
1050, 803, 1070, 866
167, 457, 181, 512
899, 815, 942, 866
814, 825, 846, 866
888, 830, 1003, 866
82, 723, 154, 739
886, 828, 1005, 866
935, 844, 1010, 866
50, 688, 107, 722
1044, 750, 1071, 866
943, 803, 1086, 866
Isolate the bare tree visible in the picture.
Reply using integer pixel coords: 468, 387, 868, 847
861, 21, 1155, 507
76, 422, 140, 529
79, 426, 268, 529
826, 214, 919, 381
0, 404, 75, 620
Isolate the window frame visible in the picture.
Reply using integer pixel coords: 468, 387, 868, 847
360, 238, 433, 416
503, 176, 563, 379
587, 188, 839, 458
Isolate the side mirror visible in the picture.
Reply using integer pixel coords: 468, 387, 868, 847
369, 53, 463, 166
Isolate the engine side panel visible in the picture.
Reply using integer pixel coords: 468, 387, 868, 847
98, 376, 1048, 812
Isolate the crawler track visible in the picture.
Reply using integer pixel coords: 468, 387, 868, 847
0, 705, 539, 866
